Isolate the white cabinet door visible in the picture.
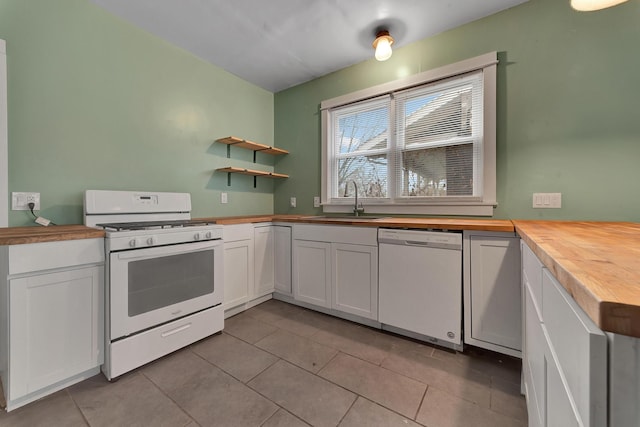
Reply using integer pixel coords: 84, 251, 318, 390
468, 235, 521, 353
223, 239, 253, 310
9, 266, 103, 399
254, 226, 275, 298
292, 240, 331, 308
332, 243, 378, 320
274, 226, 292, 295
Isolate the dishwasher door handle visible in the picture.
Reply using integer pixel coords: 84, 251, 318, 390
405, 240, 432, 246
380, 240, 461, 250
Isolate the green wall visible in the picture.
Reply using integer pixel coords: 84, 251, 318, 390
274, 0, 640, 221
2, 0, 639, 226
0, 0, 275, 226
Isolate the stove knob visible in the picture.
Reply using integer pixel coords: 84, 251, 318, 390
147, 237, 156, 246
205, 231, 212, 239
129, 239, 137, 248
194, 233, 201, 241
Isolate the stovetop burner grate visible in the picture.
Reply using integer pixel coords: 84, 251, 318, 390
97, 219, 216, 231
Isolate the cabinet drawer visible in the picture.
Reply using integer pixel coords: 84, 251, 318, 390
524, 286, 545, 427
8, 238, 104, 275
109, 306, 223, 379
542, 269, 607, 427
521, 241, 543, 321
223, 223, 254, 242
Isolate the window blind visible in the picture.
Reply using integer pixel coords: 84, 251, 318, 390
331, 96, 390, 199
393, 72, 484, 199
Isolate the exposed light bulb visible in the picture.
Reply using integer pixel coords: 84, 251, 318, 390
373, 31, 394, 62
571, 0, 628, 11
375, 37, 392, 61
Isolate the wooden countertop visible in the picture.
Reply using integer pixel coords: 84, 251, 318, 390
513, 220, 640, 338
0, 225, 105, 245
197, 214, 308, 225
199, 215, 515, 232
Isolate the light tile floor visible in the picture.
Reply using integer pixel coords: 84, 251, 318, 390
0, 299, 527, 427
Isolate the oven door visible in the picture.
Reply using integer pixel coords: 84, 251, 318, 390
109, 239, 223, 340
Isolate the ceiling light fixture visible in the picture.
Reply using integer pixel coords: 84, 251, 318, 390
571, 0, 628, 11
373, 30, 394, 61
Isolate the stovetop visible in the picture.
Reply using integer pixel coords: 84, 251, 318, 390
97, 219, 216, 232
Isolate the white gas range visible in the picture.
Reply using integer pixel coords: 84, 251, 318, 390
84, 190, 224, 380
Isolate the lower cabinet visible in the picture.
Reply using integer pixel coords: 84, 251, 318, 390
222, 224, 254, 311
9, 266, 103, 400
0, 238, 104, 411
332, 243, 378, 319
292, 225, 378, 321
273, 225, 292, 295
463, 231, 521, 357
223, 223, 292, 316
254, 225, 275, 298
521, 241, 607, 427
292, 239, 331, 307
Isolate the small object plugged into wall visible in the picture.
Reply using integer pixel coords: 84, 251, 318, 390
571, 0, 628, 11
373, 30, 394, 61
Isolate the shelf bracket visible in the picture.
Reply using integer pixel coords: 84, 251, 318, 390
254, 176, 257, 188
227, 144, 231, 159
227, 172, 231, 186
253, 147, 269, 163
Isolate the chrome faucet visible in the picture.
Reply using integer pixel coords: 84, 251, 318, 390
351, 181, 365, 216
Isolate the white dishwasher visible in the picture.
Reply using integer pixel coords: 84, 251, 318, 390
378, 228, 463, 350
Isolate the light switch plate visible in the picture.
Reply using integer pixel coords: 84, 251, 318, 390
12, 192, 40, 210
533, 192, 561, 208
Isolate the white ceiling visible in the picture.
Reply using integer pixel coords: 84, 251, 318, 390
90, 0, 529, 92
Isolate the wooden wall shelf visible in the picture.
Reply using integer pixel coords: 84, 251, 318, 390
216, 136, 289, 158
215, 136, 289, 187
216, 167, 289, 187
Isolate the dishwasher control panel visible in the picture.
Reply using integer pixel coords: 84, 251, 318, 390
378, 229, 462, 250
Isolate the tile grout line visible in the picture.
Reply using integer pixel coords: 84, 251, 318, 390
314, 352, 429, 425
334, 394, 359, 426
64, 387, 92, 427
412, 384, 430, 423
244, 305, 449, 423
258, 406, 311, 427
139, 366, 201, 427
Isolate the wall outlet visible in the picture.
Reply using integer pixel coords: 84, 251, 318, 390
290, 197, 297, 208
313, 196, 320, 208
220, 192, 228, 204
12, 192, 40, 210
533, 192, 561, 208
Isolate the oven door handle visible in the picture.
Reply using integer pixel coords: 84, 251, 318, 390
115, 240, 221, 260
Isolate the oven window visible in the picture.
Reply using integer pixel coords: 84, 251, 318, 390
127, 250, 214, 316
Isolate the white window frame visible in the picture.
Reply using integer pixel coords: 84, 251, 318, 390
1, 39, 7, 227
321, 52, 497, 216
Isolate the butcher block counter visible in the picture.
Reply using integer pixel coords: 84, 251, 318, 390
202, 214, 307, 225
202, 215, 515, 232
514, 220, 640, 338
0, 225, 105, 246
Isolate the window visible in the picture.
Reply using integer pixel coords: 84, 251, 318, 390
321, 52, 497, 216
